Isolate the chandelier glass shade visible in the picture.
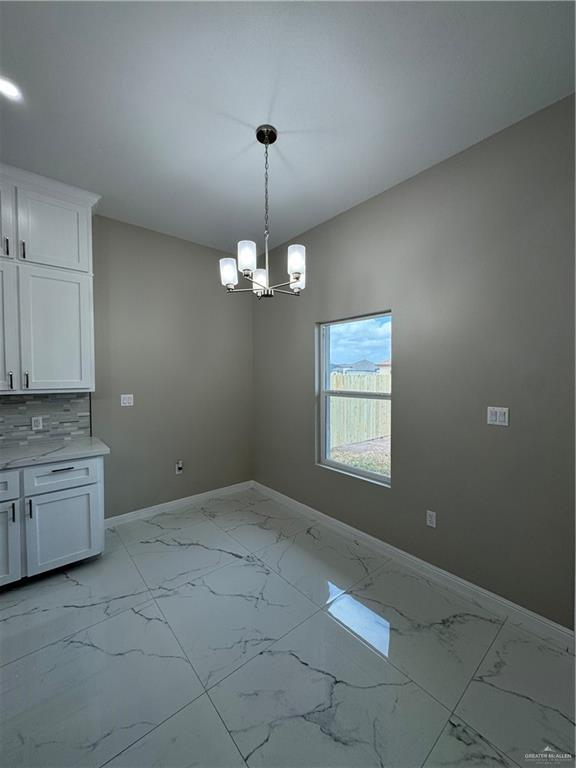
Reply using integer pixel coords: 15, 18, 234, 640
219, 125, 306, 299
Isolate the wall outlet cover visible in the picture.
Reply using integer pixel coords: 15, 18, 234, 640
31, 416, 43, 431
426, 510, 437, 528
120, 394, 134, 407
175, 460, 183, 475
487, 406, 509, 426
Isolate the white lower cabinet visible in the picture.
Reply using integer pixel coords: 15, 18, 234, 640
0, 456, 104, 585
0, 500, 21, 587
25, 485, 102, 577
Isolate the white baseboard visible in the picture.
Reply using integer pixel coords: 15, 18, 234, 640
104, 481, 254, 528
251, 481, 574, 651
105, 478, 574, 651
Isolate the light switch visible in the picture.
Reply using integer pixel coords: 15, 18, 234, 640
487, 406, 509, 426
120, 394, 134, 407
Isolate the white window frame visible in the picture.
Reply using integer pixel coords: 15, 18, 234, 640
317, 312, 391, 487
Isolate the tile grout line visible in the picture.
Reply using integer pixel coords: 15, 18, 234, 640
92, 535, 216, 768
225, 491, 537, 742
205, 686, 249, 766
416, 616, 526, 768
0, 535, 153, 670
117, 531, 206, 696
317, 555, 510, 714
0, 590, 153, 670
108, 492, 513, 722
203, 602, 325, 693
450, 615, 509, 715
95, 697, 209, 768
115, 514, 319, 696
119, 509, 334, 766
140, 501, 459, 761
98, 492, 568, 768
116, 492, 464, 714
217, 504, 396, 612
6, 488, 566, 768
198, 494, 529, 763
202, 599, 327, 763
416, 617, 512, 768
195, 500, 336, 611
203, 692, 249, 767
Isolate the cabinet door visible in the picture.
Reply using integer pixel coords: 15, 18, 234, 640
0, 180, 16, 258
0, 261, 19, 391
19, 263, 94, 390
16, 186, 90, 271
0, 500, 21, 587
25, 485, 102, 576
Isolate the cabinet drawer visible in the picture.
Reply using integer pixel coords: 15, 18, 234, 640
0, 470, 19, 502
23, 458, 99, 496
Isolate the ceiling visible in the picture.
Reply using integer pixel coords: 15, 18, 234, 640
0, 2, 573, 254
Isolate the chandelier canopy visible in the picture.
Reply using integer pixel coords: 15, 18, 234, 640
219, 125, 306, 299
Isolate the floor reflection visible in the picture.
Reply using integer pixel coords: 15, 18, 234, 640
328, 592, 391, 657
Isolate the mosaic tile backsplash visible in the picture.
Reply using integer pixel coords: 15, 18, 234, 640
0, 394, 91, 447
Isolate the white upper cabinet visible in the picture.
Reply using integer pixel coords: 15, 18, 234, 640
1, 164, 99, 273
16, 187, 91, 271
0, 179, 16, 259
19, 264, 93, 390
0, 261, 19, 392
0, 165, 99, 393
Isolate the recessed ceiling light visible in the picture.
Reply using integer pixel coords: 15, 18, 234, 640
0, 76, 23, 102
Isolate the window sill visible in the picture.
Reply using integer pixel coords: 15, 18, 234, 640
315, 460, 391, 489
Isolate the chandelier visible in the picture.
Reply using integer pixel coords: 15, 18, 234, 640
219, 125, 306, 299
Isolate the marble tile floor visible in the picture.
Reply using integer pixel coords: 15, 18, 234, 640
0, 487, 573, 767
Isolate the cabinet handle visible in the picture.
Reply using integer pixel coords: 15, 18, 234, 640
8, 371, 13, 390
51, 466, 75, 473
21, 241, 26, 259
11, 502, 15, 523
24, 371, 29, 388
28, 499, 33, 519
3, 236, 9, 256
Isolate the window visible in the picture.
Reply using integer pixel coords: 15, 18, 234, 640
318, 312, 391, 484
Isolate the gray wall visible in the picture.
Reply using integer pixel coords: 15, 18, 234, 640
253, 97, 574, 628
92, 216, 253, 519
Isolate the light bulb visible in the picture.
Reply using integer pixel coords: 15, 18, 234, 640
237, 240, 257, 274
219, 258, 238, 288
252, 268, 268, 294
287, 244, 306, 277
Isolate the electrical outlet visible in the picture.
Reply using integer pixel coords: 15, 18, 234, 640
31, 416, 43, 431
120, 394, 134, 407
487, 406, 509, 426
426, 510, 437, 528
175, 460, 183, 475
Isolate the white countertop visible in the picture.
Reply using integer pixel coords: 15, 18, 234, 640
0, 437, 110, 470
